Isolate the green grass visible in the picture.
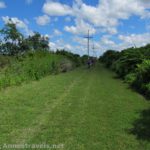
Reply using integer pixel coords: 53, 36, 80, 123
0, 52, 67, 89
0, 64, 150, 150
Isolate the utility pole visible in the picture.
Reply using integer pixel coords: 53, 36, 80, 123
131, 36, 137, 48
84, 30, 93, 57
126, 32, 137, 48
92, 43, 97, 58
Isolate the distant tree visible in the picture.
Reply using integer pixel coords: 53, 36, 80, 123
40, 36, 49, 50
26, 32, 49, 51
0, 20, 23, 55
0, 22, 50, 55
100, 50, 120, 68
81, 55, 89, 64
0, 39, 2, 54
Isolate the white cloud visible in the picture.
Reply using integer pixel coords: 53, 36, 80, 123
2, 16, 33, 36
50, 31, 150, 56
2, 16, 27, 28
72, 36, 87, 46
0, 1, 6, 8
72, 36, 102, 56
49, 41, 57, 51
43, 1, 73, 16
64, 18, 96, 35
49, 39, 72, 51
74, 32, 150, 55
42, 0, 150, 36
100, 35, 116, 46
72, 0, 150, 32
53, 29, 62, 36
118, 33, 150, 48
64, 44, 73, 50
102, 27, 118, 35
98, 33, 150, 53
35, 15, 50, 26
19, 0, 150, 55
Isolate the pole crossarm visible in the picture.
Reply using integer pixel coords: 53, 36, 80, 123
84, 30, 93, 57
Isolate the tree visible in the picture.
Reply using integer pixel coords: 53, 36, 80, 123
0, 20, 50, 55
26, 32, 49, 51
0, 20, 23, 55
100, 50, 120, 68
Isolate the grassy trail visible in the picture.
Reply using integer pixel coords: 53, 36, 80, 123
0, 64, 150, 150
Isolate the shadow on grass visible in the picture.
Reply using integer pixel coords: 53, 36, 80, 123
112, 75, 150, 100
113, 74, 122, 80
130, 108, 150, 141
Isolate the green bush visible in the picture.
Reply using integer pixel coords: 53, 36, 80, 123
132, 60, 150, 96
58, 59, 73, 73
56, 50, 83, 67
100, 44, 150, 99
0, 50, 83, 89
100, 50, 120, 68
0, 51, 61, 89
125, 73, 136, 84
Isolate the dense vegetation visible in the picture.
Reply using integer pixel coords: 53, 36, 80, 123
100, 45, 150, 99
0, 20, 86, 90
0, 21, 49, 55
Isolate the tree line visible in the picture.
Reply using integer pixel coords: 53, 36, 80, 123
0, 20, 90, 90
100, 45, 150, 99
0, 20, 89, 66
0, 19, 49, 56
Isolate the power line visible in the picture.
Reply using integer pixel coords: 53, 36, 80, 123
84, 30, 93, 57
92, 43, 96, 57
130, 36, 137, 48
126, 32, 137, 48
92, 41, 99, 58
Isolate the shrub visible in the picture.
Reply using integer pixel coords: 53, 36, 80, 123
0, 50, 83, 89
58, 59, 73, 73
100, 44, 150, 99
0, 51, 61, 89
125, 73, 136, 84
132, 60, 150, 95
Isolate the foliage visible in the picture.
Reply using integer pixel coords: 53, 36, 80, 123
100, 45, 150, 98
0, 51, 74, 89
125, 73, 136, 84
0, 47, 86, 89
81, 55, 89, 64
132, 60, 150, 96
100, 50, 120, 68
26, 32, 49, 51
0, 55, 15, 68
0, 21, 49, 55
0, 19, 86, 89
56, 50, 82, 67
0, 22, 23, 55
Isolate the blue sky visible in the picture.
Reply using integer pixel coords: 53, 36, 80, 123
0, 0, 150, 56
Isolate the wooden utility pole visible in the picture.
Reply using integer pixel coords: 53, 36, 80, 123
131, 36, 137, 48
126, 32, 137, 48
84, 30, 93, 57
92, 43, 97, 58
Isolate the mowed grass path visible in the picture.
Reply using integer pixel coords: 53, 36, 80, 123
0, 64, 150, 150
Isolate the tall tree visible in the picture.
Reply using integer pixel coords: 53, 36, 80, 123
0, 20, 23, 55
26, 32, 49, 51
